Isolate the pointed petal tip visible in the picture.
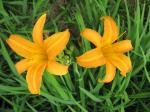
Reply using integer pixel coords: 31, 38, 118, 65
37, 13, 47, 22
80, 28, 89, 35
6, 38, 9, 43
76, 56, 79, 60
75, 57, 79, 60
41, 13, 46, 18
128, 40, 133, 50
121, 69, 132, 77
39, 13, 46, 22
80, 29, 84, 34
97, 79, 103, 83
32, 13, 47, 45
30, 90, 40, 95
76, 57, 81, 65
121, 71, 127, 77
80, 30, 87, 37
97, 78, 112, 83
9, 34, 14, 38
6, 35, 15, 45
65, 28, 69, 31
76, 56, 83, 63
97, 79, 105, 83
100, 16, 111, 20
65, 29, 70, 35
7, 34, 17, 40
100, 16, 105, 20
61, 29, 70, 36
7, 34, 15, 39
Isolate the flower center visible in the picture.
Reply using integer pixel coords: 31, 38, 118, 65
101, 44, 115, 57
32, 46, 49, 63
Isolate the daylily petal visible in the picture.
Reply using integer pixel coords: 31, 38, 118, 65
80, 28, 101, 47
98, 62, 116, 83
106, 54, 132, 76
26, 64, 46, 94
112, 40, 133, 53
102, 44, 114, 55
101, 16, 119, 46
15, 59, 34, 74
6, 35, 36, 59
47, 61, 68, 75
119, 54, 132, 73
45, 29, 70, 58
76, 48, 106, 68
32, 14, 46, 46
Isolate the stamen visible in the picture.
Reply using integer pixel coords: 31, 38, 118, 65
118, 31, 127, 38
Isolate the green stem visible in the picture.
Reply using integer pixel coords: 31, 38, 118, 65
43, 71, 69, 100
74, 64, 86, 108
64, 73, 75, 91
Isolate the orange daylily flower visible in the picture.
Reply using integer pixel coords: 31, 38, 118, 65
76, 16, 133, 83
6, 14, 70, 94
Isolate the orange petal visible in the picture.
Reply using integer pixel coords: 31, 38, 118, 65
101, 16, 119, 46
80, 28, 101, 47
112, 40, 133, 53
98, 62, 116, 83
76, 48, 106, 68
107, 54, 132, 76
32, 14, 46, 46
119, 54, 132, 73
45, 29, 70, 58
6, 35, 36, 59
26, 64, 46, 94
15, 59, 34, 74
47, 61, 68, 75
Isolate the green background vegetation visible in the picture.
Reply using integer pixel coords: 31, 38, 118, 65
0, 0, 150, 112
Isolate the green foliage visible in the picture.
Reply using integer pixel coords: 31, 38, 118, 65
0, 0, 150, 112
